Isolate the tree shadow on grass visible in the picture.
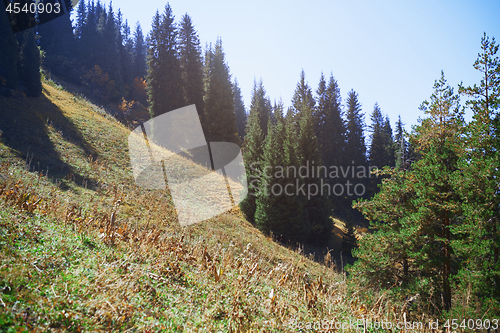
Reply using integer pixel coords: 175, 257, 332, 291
0, 90, 100, 191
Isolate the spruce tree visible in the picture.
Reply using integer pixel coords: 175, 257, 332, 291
178, 14, 204, 116
345, 89, 366, 167
101, 2, 123, 100
288, 69, 315, 124
233, 79, 247, 140
240, 79, 271, 222
147, 4, 184, 118
382, 116, 395, 167
368, 104, 394, 196
254, 104, 310, 243
16, 29, 42, 97
248, 79, 272, 137
296, 102, 333, 245
316, 73, 345, 168
0, 2, 19, 93
75, 0, 87, 39
117, 10, 133, 94
132, 22, 147, 80
37, 5, 78, 82
240, 100, 264, 223
202, 38, 239, 144
394, 115, 409, 169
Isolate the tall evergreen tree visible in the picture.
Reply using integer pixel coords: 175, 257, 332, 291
75, 0, 87, 39
410, 71, 463, 310
368, 104, 394, 196
117, 10, 133, 93
288, 69, 315, 123
132, 22, 147, 80
147, 4, 184, 118
178, 14, 204, 115
351, 71, 463, 312
0, 2, 19, 93
101, 2, 123, 99
394, 115, 410, 169
316, 73, 345, 168
202, 38, 239, 144
248, 79, 272, 137
37, 5, 78, 82
240, 98, 265, 223
233, 79, 247, 140
16, 29, 42, 97
295, 101, 333, 245
255, 104, 310, 243
455, 33, 500, 307
345, 89, 367, 166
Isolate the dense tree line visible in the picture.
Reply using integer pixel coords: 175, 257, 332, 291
240, 70, 400, 246
349, 34, 500, 316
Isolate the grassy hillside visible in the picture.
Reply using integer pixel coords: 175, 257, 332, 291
0, 82, 408, 332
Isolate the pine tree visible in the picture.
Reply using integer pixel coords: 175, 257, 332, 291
147, 4, 184, 118
202, 38, 239, 144
0, 2, 19, 93
411, 71, 463, 310
345, 90, 366, 167
455, 33, 500, 307
100, 2, 123, 100
132, 22, 147, 80
239, 79, 271, 222
75, 0, 87, 39
383, 116, 395, 167
368, 104, 394, 196
233, 79, 247, 140
254, 104, 310, 243
16, 29, 42, 97
394, 115, 409, 169
178, 13, 204, 116
240, 99, 265, 223
316, 73, 345, 168
351, 71, 463, 311
295, 101, 333, 245
117, 10, 133, 95
288, 70, 315, 124
37, 3, 78, 82
248, 79, 272, 137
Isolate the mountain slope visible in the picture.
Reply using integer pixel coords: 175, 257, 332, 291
0, 81, 395, 331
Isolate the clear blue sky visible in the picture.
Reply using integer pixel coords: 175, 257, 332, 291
91, 0, 500, 131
